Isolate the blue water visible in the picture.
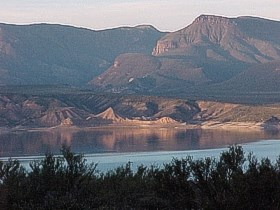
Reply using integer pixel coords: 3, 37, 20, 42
2, 139, 280, 172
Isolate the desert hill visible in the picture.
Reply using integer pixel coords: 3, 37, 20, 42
1, 89, 280, 129
0, 92, 197, 127
94, 107, 124, 122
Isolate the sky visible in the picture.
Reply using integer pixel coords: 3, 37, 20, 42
0, 0, 279, 32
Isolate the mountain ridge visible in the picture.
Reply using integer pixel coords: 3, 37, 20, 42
0, 22, 164, 85
93, 15, 280, 94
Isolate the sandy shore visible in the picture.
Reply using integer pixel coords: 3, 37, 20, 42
199, 121, 263, 131
0, 121, 268, 133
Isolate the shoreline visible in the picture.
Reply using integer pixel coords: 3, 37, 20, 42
0, 121, 269, 133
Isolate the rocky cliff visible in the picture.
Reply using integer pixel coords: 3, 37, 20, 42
152, 15, 280, 64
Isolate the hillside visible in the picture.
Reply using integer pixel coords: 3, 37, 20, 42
1, 88, 280, 129
0, 23, 164, 86
90, 53, 209, 93
93, 15, 280, 94
0, 90, 199, 127
212, 60, 280, 92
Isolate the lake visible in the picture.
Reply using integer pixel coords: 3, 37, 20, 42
1, 127, 280, 171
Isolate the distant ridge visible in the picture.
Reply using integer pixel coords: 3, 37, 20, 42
0, 22, 164, 85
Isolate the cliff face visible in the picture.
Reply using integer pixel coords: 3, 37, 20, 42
152, 15, 238, 56
152, 40, 178, 55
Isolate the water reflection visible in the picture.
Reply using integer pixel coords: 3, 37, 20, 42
1, 128, 280, 157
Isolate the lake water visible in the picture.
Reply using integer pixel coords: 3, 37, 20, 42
1, 128, 280, 171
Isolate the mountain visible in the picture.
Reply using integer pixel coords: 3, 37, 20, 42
0, 23, 164, 85
92, 15, 280, 94
153, 15, 280, 62
1, 15, 280, 99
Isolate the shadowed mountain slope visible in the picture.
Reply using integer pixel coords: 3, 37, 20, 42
0, 23, 164, 85
212, 60, 280, 92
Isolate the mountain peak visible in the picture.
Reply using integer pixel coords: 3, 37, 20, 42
153, 14, 279, 63
193, 14, 233, 25
95, 107, 124, 122
135, 25, 157, 30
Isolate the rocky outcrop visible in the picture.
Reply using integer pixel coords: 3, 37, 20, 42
60, 118, 73, 126
262, 116, 280, 130
37, 108, 85, 127
152, 40, 178, 55
195, 101, 239, 121
193, 15, 234, 24
154, 117, 178, 124
94, 107, 124, 122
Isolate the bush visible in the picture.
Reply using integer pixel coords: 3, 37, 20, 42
0, 145, 280, 209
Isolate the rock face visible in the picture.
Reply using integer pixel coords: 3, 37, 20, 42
152, 15, 280, 64
154, 117, 177, 124
262, 116, 280, 130
152, 40, 178, 55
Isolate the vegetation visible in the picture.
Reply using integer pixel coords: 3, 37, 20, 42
1, 145, 280, 209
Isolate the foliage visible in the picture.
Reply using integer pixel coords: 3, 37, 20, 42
1, 145, 280, 209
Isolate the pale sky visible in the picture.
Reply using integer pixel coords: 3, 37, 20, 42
0, 0, 279, 32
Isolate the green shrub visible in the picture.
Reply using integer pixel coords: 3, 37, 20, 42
0, 145, 280, 209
